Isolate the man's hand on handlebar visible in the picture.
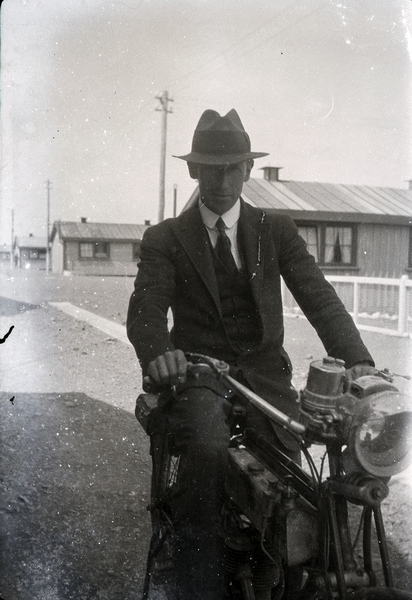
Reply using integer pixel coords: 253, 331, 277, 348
146, 353, 378, 390
147, 350, 188, 386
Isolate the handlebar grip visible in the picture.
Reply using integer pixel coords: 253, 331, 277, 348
143, 376, 173, 395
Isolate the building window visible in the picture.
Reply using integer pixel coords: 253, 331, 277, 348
79, 242, 110, 259
94, 242, 109, 258
324, 226, 353, 265
298, 223, 356, 266
297, 226, 319, 262
80, 242, 94, 258
29, 249, 39, 259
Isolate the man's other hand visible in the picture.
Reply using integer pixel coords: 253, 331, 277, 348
346, 361, 377, 382
147, 350, 188, 386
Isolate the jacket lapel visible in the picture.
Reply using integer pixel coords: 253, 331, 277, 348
238, 199, 271, 307
174, 205, 221, 312
173, 200, 271, 314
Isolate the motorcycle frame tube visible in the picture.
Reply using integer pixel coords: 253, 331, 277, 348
363, 507, 377, 587
223, 373, 306, 436
243, 428, 317, 506
246, 430, 396, 599
373, 505, 394, 588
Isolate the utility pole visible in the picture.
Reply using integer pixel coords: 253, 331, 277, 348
173, 184, 178, 218
155, 91, 173, 223
10, 209, 14, 269
45, 179, 51, 274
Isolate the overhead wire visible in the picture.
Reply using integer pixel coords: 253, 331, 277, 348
167, 3, 294, 91
170, 2, 325, 95
67, 2, 326, 167
73, 3, 295, 163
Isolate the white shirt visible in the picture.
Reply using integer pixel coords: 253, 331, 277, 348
199, 199, 242, 269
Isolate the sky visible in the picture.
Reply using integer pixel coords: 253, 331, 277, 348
1, 0, 412, 242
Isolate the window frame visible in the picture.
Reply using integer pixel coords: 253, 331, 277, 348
297, 221, 357, 267
79, 241, 110, 260
297, 224, 320, 263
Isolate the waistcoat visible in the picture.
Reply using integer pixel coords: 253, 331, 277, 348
211, 238, 262, 358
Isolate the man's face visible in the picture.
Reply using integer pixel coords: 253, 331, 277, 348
195, 160, 253, 215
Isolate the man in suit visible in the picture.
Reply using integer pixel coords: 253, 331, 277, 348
127, 109, 375, 599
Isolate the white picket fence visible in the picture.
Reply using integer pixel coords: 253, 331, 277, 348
282, 274, 412, 338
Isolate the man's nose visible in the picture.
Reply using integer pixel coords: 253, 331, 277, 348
215, 166, 230, 185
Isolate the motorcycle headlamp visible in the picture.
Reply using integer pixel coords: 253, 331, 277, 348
343, 384, 412, 478
301, 359, 412, 478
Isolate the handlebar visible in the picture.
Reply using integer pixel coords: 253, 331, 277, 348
143, 353, 306, 436
143, 376, 172, 395
223, 371, 306, 435
143, 353, 412, 478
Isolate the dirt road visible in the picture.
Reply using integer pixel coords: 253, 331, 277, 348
1, 270, 150, 599
1, 269, 411, 598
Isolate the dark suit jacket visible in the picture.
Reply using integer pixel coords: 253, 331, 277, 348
127, 200, 373, 422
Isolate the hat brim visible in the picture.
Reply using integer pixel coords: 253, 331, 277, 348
173, 151, 269, 165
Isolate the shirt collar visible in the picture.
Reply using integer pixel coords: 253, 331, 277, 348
199, 198, 241, 229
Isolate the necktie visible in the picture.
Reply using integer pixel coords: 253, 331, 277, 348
215, 217, 238, 276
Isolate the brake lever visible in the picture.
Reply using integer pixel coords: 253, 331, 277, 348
184, 353, 231, 376
378, 368, 411, 382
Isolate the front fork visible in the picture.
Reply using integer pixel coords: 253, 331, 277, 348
313, 442, 392, 599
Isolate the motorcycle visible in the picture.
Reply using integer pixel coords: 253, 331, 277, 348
135, 353, 412, 599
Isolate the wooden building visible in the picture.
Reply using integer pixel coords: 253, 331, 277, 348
14, 235, 47, 270
50, 219, 150, 276
183, 166, 412, 279
0, 244, 12, 268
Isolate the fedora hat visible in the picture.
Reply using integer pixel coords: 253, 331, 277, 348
174, 109, 269, 165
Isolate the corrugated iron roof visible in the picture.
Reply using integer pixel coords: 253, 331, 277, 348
246, 179, 316, 211
181, 178, 412, 223
242, 179, 412, 219
55, 222, 149, 241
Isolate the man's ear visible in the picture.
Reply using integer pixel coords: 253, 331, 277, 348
187, 162, 198, 179
244, 160, 254, 182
